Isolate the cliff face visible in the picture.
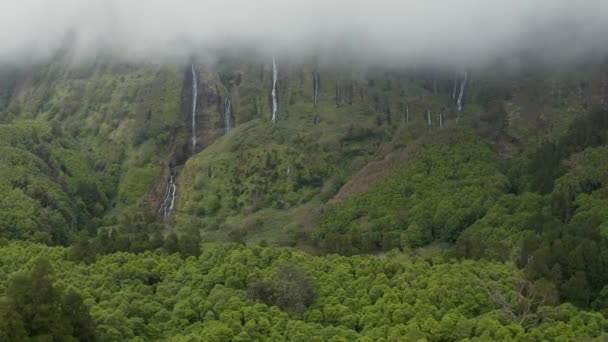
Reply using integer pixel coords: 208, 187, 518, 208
1, 56, 607, 244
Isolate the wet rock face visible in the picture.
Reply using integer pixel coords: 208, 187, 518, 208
224, 86, 232, 133
313, 70, 320, 107
159, 170, 177, 219
457, 71, 468, 113
191, 64, 198, 153
271, 57, 279, 123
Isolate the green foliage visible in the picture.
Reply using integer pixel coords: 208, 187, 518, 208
180, 123, 331, 217
456, 192, 555, 261
88, 204, 202, 258
248, 262, 316, 315
458, 146, 608, 308
522, 146, 608, 307
3, 62, 184, 227
316, 132, 508, 254
0, 120, 108, 244
3, 58, 608, 342
68, 231, 97, 264
0, 258, 96, 341
525, 110, 608, 194
0, 242, 606, 341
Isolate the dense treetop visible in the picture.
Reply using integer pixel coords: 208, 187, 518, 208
1, 59, 608, 340
1, 242, 606, 341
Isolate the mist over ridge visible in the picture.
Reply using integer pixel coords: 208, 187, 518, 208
0, 0, 607, 67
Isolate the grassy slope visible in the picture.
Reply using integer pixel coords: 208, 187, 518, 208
175, 61, 608, 246
1, 60, 184, 224
1, 57, 607, 244
175, 64, 448, 245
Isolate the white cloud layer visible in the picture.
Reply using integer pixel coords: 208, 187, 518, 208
1, 0, 607, 66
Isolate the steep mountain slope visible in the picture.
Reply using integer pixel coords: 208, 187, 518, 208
1, 56, 608, 335
1, 58, 607, 240
1, 60, 184, 214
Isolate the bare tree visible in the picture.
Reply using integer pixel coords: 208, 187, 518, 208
485, 279, 558, 329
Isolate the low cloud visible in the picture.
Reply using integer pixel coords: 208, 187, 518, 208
1, 0, 607, 67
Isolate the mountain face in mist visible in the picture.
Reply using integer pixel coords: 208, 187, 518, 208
1, 4, 608, 337
2, 1, 608, 66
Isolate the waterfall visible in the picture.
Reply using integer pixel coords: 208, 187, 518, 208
191, 64, 198, 152
427, 109, 432, 130
406, 104, 410, 124
439, 112, 443, 128
452, 76, 459, 100
271, 57, 279, 123
159, 171, 177, 219
223, 86, 232, 133
457, 71, 468, 113
313, 70, 320, 107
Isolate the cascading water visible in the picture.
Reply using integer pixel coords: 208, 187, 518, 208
457, 71, 468, 113
159, 170, 177, 219
223, 86, 233, 133
427, 109, 432, 130
452, 76, 459, 100
158, 64, 198, 221
271, 57, 279, 123
191, 64, 198, 152
313, 70, 320, 107
439, 112, 444, 128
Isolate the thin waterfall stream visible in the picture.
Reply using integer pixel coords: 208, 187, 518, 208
271, 57, 279, 123
158, 64, 199, 220
158, 170, 178, 219
313, 70, 320, 107
191, 64, 198, 152
224, 86, 233, 133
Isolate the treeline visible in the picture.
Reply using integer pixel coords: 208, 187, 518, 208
458, 145, 608, 309
315, 132, 508, 255
0, 258, 95, 341
0, 120, 198, 259
315, 122, 608, 311
0, 120, 109, 245
525, 109, 608, 194
69, 204, 202, 263
0, 243, 606, 341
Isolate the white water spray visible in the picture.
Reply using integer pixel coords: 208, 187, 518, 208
457, 71, 468, 113
191, 64, 198, 152
271, 57, 279, 123
159, 172, 177, 219
313, 70, 320, 107
223, 86, 233, 133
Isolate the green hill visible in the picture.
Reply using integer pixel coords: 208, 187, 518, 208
1, 55, 607, 340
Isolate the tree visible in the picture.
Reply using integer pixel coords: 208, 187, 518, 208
247, 262, 316, 315
179, 227, 202, 258
62, 288, 96, 342
561, 271, 590, 307
68, 231, 96, 264
0, 298, 27, 341
7, 258, 73, 339
247, 280, 275, 304
163, 233, 180, 254
4, 258, 96, 340
485, 279, 558, 329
